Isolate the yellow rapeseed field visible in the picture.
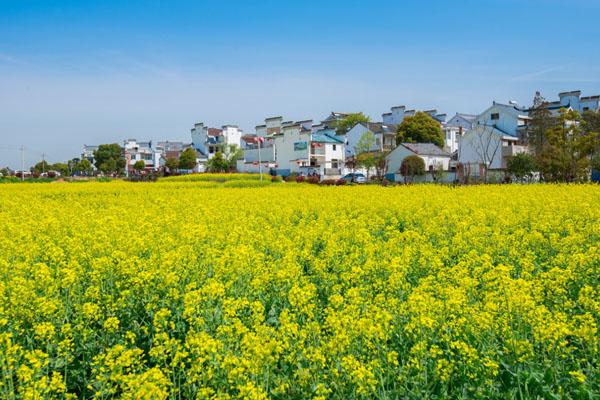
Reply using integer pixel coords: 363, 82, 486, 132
0, 182, 598, 399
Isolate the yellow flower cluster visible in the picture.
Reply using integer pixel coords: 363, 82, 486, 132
0, 182, 598, 398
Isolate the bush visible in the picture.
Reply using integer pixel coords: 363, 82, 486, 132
307, 175, 320, 184
271, 175, 283, 183
335, 179, 347, 186
295, 175, 305, 183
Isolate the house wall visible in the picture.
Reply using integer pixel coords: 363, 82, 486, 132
475, 104, 520, 136
222, 126, 243, 147
459, 126, 504, 169
447, 114, 474, 131
273, 127, 309, 173
243, 146, 275, 163
343, 124, 382, 156
386, 145, 450, 175
191, 123, 208, 155
383, 106, 406, 125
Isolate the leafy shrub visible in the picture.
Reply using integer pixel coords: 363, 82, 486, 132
307, 175, 320, 184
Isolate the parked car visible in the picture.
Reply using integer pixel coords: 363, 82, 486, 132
342, 173, 366, 184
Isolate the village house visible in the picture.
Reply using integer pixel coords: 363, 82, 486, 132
190, 123, 243, 158
536, 90, 600, 115
123, 139, 162, 173
443, 113, 476, 154
385, 143, 452, 182
458, 101, 529, 180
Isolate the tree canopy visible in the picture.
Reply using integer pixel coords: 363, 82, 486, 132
396, 112, 444, 147
335, 113, 370, 135
94, 144, 125, 174
400, 155, 425, 183
507, 152, 537, 182
178, 148, 198, 170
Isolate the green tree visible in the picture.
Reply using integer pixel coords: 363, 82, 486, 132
335, 112, 370, 135
224, 144, 243, 172
94, 144, 125, 174
50, 162, 69, 176
178, 148, 198, 170
78, 159, 93, 175
30, 160, 50, 175
165, 157, 179, 173
396, 112, 444, 147
507, 152, 537, 182
400, 155, 425, 183
207, 151, 228, 172
354, 131, 377, 179
133, 160, 146, 173
538, 109, 598, 182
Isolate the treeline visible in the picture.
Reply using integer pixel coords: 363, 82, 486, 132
512, 107, 600, 182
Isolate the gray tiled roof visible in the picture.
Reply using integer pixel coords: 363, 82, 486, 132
401, 143, 450, 156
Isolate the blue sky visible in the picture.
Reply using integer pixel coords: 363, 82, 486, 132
1, 0, 599, 168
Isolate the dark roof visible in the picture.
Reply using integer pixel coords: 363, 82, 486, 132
207, 128, 222, 136
401, 143, 450, 157
359, 122, 398, 134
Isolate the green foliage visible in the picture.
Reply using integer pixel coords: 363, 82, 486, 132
133, 160, 146, 171
536, 109, 598, 182
207, 151, 228, 173
335, 112, 370, 135
400, 155, 425, 183
178, 148, 198, 170
30, 160, 50, 175
165, 157, 179, 172
396, 112, 444, 147
78, 159, 93, 175
507, 153, 537, 182
94, 144, 125, 174
221, 179, 271, 188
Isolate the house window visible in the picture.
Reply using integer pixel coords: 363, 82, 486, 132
332, 144, 336, 151
583, 107, 590, 112
491, 113, 500, 120
331, 159, 339, 168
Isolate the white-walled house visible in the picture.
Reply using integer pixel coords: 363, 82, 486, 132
443, 113, 476, 153
190, 122, 243, 160
342, 122, 397, 157
385, 143, 451, 182
535, 90, 600, 115
382, 106, 446, 126
237, 135, 276, 173
458, 102, 529, 180
123, 139, 162, 172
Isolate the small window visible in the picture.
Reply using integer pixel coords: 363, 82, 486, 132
332, 144, 336, 151
583, 107, 590, 112
491, 113, 500, 120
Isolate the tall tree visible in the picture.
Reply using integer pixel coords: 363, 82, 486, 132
207, 151, 228, 172
94, 144, 125, 174
335, 113, 370, 135
355, 131, 377, 179
538, 109, 598, 182
396, 112, 444, 147
507, 152, 537, 182
165, 157, 179, 173
178, 148, 198, 170
400, 155, 425, 183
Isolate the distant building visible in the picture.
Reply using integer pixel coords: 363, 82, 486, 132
382, 106, 446, 126
190, 123, 243, 163
123, 139, 162, 172
342, 122, 397, 157
386, 142, 452, 182
443, 113, 477, 154
458, 102, 529, 179
81, 145, 98, 168
536, 90, 600, 115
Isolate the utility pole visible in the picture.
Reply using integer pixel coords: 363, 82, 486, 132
20, 145, 24, 181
